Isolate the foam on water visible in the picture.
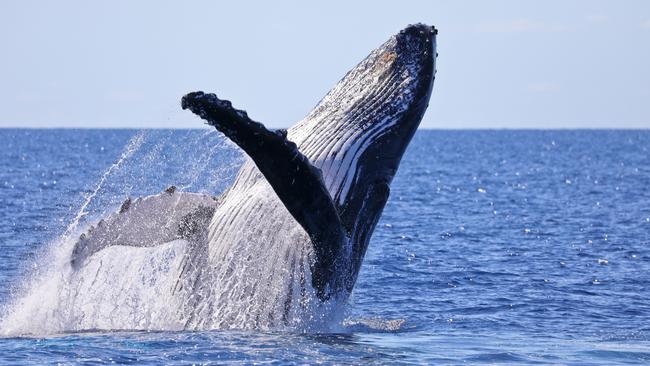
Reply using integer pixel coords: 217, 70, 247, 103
0, 236, 189, 335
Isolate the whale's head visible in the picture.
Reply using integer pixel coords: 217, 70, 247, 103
288, 24, 437, 283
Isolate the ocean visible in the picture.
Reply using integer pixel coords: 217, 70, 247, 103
0, 129, 649, 365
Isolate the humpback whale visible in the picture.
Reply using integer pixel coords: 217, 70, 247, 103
69, 23, 437, 330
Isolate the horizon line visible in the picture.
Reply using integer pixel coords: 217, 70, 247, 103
1, 126, 649, 131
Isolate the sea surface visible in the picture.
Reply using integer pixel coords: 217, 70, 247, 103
0, 129, 649, 365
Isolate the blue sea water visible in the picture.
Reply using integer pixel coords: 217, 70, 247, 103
0, 129, 649, 365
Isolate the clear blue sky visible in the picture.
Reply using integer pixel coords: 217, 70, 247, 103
1, 1, 649, 129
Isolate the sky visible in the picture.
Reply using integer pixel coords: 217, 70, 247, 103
0, 1, 649, 129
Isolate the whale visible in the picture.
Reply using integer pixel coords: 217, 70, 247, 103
68, 23, 437, 330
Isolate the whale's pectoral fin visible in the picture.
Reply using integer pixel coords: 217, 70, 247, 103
70, 190, 218, 269
182, 91, 346, 300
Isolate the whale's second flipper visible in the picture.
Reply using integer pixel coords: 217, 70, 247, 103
71, 189, 218, 269
182, 91, 346, 300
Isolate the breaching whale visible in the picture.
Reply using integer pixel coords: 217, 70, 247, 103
69, 23, 437, 330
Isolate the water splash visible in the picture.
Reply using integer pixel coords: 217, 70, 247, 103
342, 318, 407, 334
0, 130, 245, 336
64, 133, 145, 237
